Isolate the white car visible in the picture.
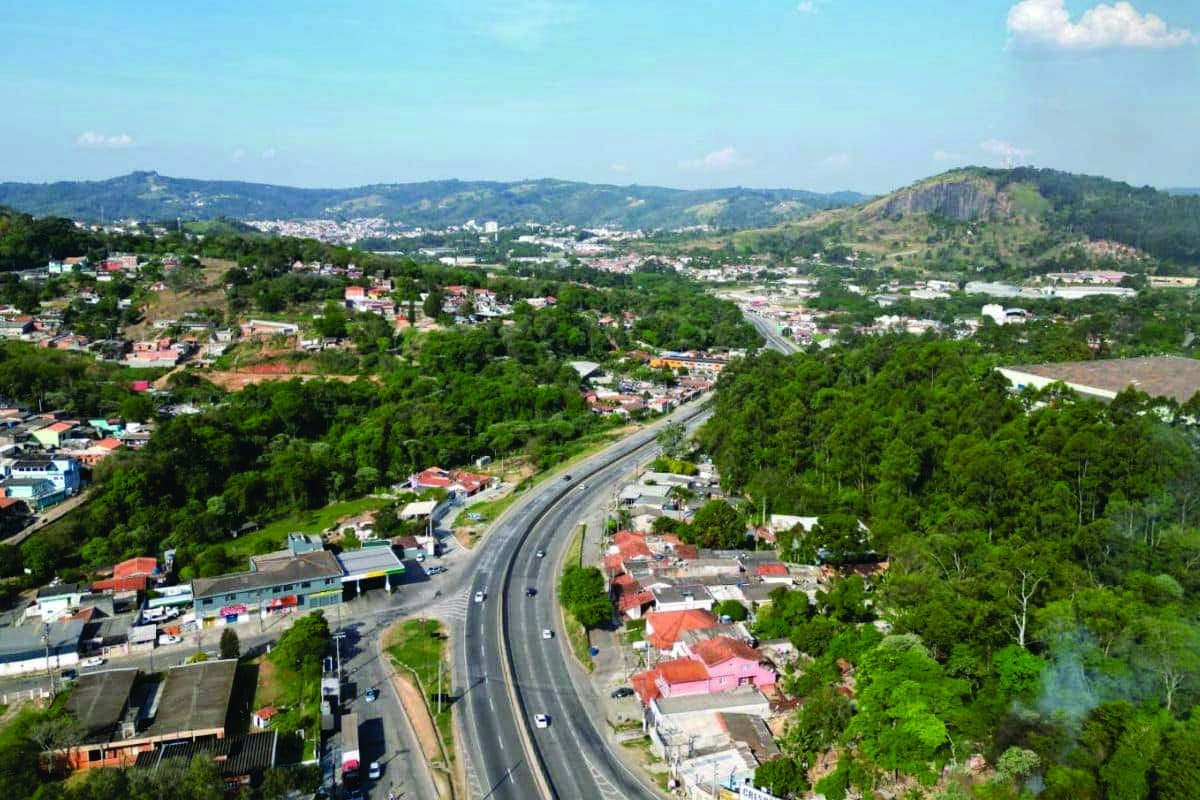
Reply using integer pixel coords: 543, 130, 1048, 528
534, 713, 550, 728
541, 629, 554, 640
473, 590, 486, 603
157, 634, 182, 646
368, 761, 381, 780
82, 656, 106, 668
535, 549, 546, 559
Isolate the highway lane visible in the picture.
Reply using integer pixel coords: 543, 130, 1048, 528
512, 451, 665, 800
746, 311, 801, 354
456, 403, 707, 800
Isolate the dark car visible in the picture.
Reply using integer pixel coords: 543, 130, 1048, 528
610, 687, 635, 699
526, 587, 537, 597
364, 687, 378, 703
562, 474, 572, 481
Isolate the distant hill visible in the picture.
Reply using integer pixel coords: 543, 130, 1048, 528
1167, 187, 1200, 196
0, 171, 867, 230
734, 167, 1200, 269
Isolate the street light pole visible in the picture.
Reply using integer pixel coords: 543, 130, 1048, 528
42, 623, 53, 697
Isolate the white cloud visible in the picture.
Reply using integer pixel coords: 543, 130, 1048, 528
815, 152, 851, 169
481, 1, 579, 50
610, 162, 630, 174
933, 149, 965, 163
981, 139, 1032, 166
1007, 0, 1195, 49
796, 1, 817, 13
231, 148, 246, 162
681, 146, 745, 170
261, 147, 277, 160
75, 131, 134, 149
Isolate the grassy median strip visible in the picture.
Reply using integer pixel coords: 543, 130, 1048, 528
559, 525, 595, 672
386, 619, 454, 765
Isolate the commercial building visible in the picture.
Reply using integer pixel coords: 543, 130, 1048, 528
0, 617, 84, 676
191, 535, 343, 625
5, 454, 82, 495
60, 659, 240, 770
999, 356, 1200, 405
336, 541, 405, 596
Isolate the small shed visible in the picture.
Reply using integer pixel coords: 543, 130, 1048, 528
252, 706, 278, 729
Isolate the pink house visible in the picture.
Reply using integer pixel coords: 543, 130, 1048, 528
632, 658, 711, 704
630, 636, 776, 705
688, 637, 777, 693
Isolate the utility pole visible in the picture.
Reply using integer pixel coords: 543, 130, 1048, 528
437, 656, 443, 715
42, 623, 53, 697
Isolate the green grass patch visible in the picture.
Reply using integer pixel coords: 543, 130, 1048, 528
225, 496, 393, 561
461, 492, 520, 527
560, 526, 594, 672
386, 619, 454, 765
1009, 182, 1052, 217
564, 524, 585, 568
625, 617, 646, 644
250, 655, 319, 762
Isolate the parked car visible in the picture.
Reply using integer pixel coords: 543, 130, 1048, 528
562, 474, 572, 482
368, 761, 381, 780
415, 552, 425, 562
542, 629, 554, 640
365, 687, 378, 703
82, 656, 106, 668
59, 669, 78, 684
610, 687, 635, 699
158, 634, 181, 646
535, 549, 546, 559
525, 587, 537, 597
474, 590, 486, 603
534, 713, 550, 728
426, 565, 446, 576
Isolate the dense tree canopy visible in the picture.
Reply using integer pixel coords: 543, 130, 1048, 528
703, 337, 1200, 798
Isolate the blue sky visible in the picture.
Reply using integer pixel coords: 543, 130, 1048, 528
2, 0, 1198, 193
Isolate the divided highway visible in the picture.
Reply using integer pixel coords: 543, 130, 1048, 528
456, 313, 793, 799
745, 311, 801, 354
455, 405, 706, 800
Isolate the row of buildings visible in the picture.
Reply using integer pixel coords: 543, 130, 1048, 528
0, 533, 407, 676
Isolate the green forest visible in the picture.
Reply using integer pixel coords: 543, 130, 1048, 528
699, 338, 1200, 799
984, 168, 1200, 265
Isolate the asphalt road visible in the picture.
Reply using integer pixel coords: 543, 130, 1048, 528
456, 402, 709, 800
746, 312, 801, 354
455, 311, 796, 800
324, 603, 441, 800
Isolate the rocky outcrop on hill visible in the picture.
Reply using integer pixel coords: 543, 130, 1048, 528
874, 176, 1010, 221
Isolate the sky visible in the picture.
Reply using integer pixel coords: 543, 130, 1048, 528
1, 0, 1198, 194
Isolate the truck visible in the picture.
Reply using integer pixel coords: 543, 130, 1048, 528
341, 712, 360, 785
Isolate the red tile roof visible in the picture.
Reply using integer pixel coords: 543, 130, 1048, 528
691, 636, 764, 667
114, 557, 158, 579
755, 563, 789, 577
631, 669, 661, 704
631, 658, 711, 704
645, 609, 718, 650
613, 531, 652, 560
658, 658, 710, 683
92, 575, 148, 593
